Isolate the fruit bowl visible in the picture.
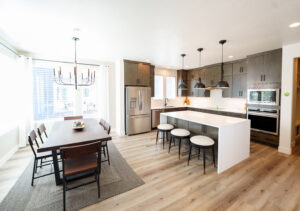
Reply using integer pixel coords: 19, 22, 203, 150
72, 121, 85, 130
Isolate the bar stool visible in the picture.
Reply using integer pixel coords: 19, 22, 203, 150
188, 135, 216, 174
156, 124, 174, 149
169, 129, 190, 159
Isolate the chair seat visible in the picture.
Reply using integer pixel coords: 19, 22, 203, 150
171, 129, 190, 137
64, 154, 98, 177
36, 151, 53, 159
190, 135, 214, 146
157, 124, 174, 131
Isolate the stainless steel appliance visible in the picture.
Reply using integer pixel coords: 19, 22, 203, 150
125, 86, 151, 135
247, 89, 280, 105
247, 107, 279, 136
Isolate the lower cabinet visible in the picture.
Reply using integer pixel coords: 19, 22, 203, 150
250, 131, 279, 146
151, 107, 187, 128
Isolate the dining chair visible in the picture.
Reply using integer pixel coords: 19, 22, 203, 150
60, 142, 102, 211
37, 123, 47, 144
28, 130, 54, 186
99, 118, 105, 127
64, 115, 83, 121
100, 120, 111, 165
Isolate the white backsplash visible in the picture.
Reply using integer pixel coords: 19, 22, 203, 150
151, 90, 247, 113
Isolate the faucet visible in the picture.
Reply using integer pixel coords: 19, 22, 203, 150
164, 98, 168, 107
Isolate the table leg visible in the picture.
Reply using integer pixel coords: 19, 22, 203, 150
52, 150, 62, 185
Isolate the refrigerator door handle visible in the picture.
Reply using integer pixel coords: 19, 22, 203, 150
138, 90, 142, 110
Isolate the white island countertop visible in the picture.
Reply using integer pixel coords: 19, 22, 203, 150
161, 110, 249, 128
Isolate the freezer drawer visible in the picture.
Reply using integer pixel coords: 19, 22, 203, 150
126, 114, 151, 135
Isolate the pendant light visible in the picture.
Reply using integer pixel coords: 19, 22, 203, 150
178, 53, 188, 90
216, 40, 229, 88
194, 48, 205, 89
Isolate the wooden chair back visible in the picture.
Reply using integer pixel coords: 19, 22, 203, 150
28, 130, 39, 157
64, 115, 83, 121
37, 123, 47, 143
60, 142, 101, 160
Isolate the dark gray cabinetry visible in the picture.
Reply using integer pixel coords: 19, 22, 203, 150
205, 64, 221, 87
247, 49, 282, 89
232, 60, 247, 98
177, 70, 188, 96
222, 63, 233, 98
150, 65, 155, 97
151, 107, 186, 128
124, 60, 151, 86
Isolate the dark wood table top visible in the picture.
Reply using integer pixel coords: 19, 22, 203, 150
37, 118, 111, 152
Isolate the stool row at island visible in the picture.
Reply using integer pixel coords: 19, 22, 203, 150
156, 123, 216, 174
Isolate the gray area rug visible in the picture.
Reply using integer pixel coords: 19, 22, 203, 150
0, 142, 144, 211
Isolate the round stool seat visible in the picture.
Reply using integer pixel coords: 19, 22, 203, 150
157, 124, 174, 131
171, 129, 190, 137
190, 135, 214, 146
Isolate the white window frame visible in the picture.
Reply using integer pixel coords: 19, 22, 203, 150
154, 69, 177, 99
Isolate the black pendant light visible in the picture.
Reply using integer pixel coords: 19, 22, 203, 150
178, 54, 188, 90
216, 40, 229, 88
194, 48, 205, 89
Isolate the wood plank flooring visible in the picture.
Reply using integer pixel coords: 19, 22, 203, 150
83, 131, 300, 211
0, 131, 299, 211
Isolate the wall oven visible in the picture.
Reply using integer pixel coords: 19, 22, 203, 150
247, 107, 279, 136
247, 89, 280, 105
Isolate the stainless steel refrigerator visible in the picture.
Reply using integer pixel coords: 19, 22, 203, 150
125, 86, 151, 135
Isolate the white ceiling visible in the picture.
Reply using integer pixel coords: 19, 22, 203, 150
0, 0, 300, 68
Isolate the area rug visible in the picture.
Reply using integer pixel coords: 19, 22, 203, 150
0, 142, 144, 211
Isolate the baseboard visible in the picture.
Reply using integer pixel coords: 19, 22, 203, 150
0, 145, 19, 168
278, 145, 292, 155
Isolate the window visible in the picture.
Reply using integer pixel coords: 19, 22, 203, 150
33, 67, 74, 120
154, 75, 164, 99
166, 76, 176, 99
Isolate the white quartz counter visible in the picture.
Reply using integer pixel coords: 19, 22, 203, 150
161, 110, 249, 128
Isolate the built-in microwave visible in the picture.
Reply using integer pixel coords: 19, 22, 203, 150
247, 89, 280, 105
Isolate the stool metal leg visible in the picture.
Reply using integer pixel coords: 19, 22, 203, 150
168, 136, 172, 153
188, 143, 192, 165
156, 130, 159, 145
203, 148, 206, 174
178, 138, 182, 160
212, 145, 216, 168
162, 132, 165, 149
198, 147, 200, 160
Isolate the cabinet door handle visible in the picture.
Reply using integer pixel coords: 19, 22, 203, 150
260, 75, 263, 81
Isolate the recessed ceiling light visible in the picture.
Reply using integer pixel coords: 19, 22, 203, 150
228, 55, 234, 58
289, 22, 300, 28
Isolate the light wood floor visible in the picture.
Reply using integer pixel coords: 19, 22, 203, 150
0, 131, 299, 211
83, 131, 300, 211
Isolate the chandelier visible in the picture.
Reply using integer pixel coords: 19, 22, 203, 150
53, 37, 96, 90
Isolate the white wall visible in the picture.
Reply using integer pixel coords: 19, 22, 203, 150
115, 59, 125, 135
0, 38, 21, 166
279, 42, 300, 154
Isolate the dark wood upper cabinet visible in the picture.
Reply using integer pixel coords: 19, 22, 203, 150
124, 60, 152, 86
232, 59, 247, 98
177, 70, 188, 97
124, 61, 138, 85
247, 49, 282, 89
150, 65, 155, 97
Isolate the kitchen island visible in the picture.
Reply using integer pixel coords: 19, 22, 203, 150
160, 110, 250, 174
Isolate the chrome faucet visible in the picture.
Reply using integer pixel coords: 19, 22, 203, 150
164, 98, 168, 107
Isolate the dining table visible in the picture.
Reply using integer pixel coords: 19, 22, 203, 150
37, 118, 112, 185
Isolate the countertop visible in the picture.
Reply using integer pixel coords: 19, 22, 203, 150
161, 110, 249, 128
151, 105, 246, 114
